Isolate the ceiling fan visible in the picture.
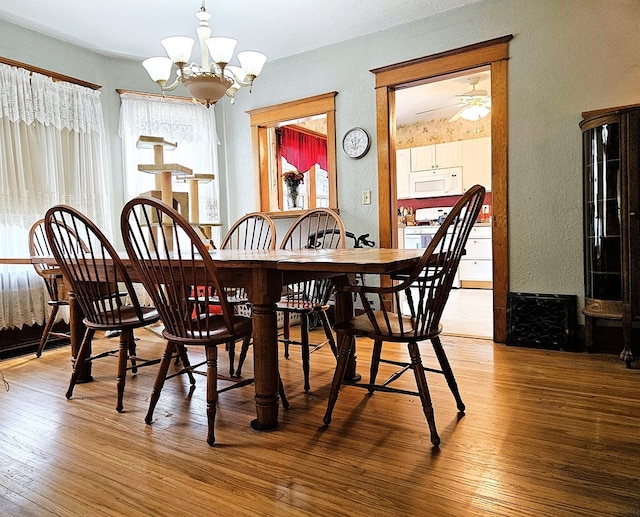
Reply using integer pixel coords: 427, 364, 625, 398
416, 77, 491, 122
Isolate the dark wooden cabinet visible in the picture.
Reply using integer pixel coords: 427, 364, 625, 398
580, 104, 640, 366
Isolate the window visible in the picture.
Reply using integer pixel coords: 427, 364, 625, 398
0, 62, 109, 329
119, 92, 222, 244
248, 92, 337, 216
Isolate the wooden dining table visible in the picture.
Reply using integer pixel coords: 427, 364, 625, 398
34, 247, 424, 431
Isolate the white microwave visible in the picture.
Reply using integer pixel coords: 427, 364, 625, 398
409, 167, 463, 198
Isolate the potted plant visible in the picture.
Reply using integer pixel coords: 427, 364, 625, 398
282, 171, 305, 209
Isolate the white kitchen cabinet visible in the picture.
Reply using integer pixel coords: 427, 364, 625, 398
396, 148, 411, 199
459, 260, 493, 283
410, 141, 462, 171
462, 137, 491, 191
459, 225, 492, 288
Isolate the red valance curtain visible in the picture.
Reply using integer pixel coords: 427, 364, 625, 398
278, 127, 327, 173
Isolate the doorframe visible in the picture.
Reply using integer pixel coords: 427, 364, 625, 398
371, 35, 513, 342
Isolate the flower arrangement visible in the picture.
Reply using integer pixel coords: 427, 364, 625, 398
283, 171, 305, 187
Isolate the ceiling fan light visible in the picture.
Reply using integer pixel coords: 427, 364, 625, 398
459, 104, 490, 121
161, 36, 195, 65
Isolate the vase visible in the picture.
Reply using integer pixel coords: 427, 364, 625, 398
286, 183, 300, 209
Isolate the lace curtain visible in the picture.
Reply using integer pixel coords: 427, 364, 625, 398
0, 63, 111, 329
119, 93, 221, 244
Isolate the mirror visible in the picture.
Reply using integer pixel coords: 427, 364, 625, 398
248, 92, 337, 216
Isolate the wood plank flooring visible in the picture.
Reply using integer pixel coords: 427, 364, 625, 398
0, 328, 639, 516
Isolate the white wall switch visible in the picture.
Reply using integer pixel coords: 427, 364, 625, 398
362, 190, 371, 205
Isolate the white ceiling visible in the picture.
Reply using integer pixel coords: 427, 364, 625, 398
0, 0, 482, 62
395, 69, 491, 126
0, 0, 487, 124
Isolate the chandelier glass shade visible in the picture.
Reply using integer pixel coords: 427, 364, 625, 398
142, 1, 266, 107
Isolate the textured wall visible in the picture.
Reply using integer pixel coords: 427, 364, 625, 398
219, 0, 640, 313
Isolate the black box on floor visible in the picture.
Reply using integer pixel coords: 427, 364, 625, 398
507, 292, 577, 351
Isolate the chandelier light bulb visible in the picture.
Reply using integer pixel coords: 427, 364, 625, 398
142, 57, 173, 85
161, 36, 195, 66
206, 37, 237, 68
237, 51, 267, 79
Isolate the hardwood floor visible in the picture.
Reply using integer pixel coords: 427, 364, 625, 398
0, 328, 639, 516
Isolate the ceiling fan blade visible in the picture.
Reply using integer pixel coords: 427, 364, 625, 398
448, 106, 466, 122
416, 102, 462, 116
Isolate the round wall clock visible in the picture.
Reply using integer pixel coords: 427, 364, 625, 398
342, 127, 371, 159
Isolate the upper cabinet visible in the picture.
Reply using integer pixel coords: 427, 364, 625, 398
396, 148, 411, 199
462, 137, 491, 191
396, 138, 491, 199
411, 141, 463, 171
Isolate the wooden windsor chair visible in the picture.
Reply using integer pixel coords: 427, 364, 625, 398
29, 218, 73, 357
278, 207, 345, 393
44, 205, 162, 413
220, 212, 276, 377
121, 197, 287, 446
322, 185, 486, 447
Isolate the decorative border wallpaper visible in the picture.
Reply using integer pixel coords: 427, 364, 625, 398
397, 114, 491, 149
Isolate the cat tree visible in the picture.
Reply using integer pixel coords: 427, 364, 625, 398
136, 135, 218, 247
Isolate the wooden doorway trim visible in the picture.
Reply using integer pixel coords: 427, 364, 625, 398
371, 35, 513, 342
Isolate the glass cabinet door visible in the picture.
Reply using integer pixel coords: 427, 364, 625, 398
583, 121, 622, 301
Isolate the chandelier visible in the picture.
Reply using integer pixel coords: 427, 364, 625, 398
142, 1, 266, 107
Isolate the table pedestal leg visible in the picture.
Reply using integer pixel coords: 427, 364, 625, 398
247, 269, 282, 431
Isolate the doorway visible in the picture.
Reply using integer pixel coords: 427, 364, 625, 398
395, 68, 493, 339
371, 35, 512, 342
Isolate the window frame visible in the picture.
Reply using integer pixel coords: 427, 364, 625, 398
247, 92, 338, 218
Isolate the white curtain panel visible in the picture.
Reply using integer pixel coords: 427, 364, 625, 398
118, 93, 221, 244
0, 63, 110, 329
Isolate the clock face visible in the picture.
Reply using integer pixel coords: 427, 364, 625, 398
342, 127, 370, 159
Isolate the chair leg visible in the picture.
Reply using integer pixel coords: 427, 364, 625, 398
36, 304, 59, 358
175, 343, 196, 385
226, 341, 236, 376
234, 334, 251, 377
145, 341, 176, 425
278, 374, 289, 410
127, 331, 138, 374
408, 341, 440, 447
205, 345, 219, 446
319, 311, 338, 357
301, 314, 311, 392
66, 328, 95, 400
369, 339, 383, 393
116, 330, 134, 413
322, 332, 353, 426
283, 312, 291, 359
431, 336, 465, 413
